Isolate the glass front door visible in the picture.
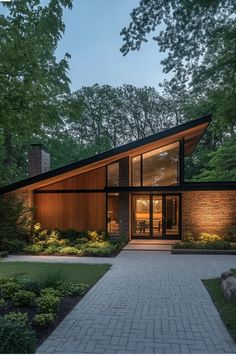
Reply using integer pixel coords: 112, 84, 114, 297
132, 194, 180, 238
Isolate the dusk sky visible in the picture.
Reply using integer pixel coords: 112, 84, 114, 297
0, 0, 171, 92
57, 0, 170, 91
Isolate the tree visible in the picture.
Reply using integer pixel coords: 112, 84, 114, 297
192, 134, 236, 182
120, 0, 236, 84
69, 84, 177, 155
0, 0, 73, 184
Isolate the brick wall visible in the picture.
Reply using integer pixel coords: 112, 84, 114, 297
182, 190, 236, 237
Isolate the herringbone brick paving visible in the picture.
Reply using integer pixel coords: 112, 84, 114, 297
37, 252, 236, 353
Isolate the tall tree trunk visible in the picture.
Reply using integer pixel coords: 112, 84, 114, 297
3, 129, 13, 168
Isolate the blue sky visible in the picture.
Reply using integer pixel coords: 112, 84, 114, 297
1, 0, 170, 92
57, 0, 170, 91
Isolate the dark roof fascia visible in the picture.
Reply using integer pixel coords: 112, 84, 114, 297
0, 114, 212, 194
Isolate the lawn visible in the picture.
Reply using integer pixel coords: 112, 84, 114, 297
0, 262, 111, 286
203, 274, 236, 341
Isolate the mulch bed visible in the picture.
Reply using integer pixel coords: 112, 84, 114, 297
0, 294, 83, 346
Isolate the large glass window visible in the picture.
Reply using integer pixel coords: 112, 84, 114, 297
142, 142, 179, 186
107, 162, 119, 187
107, 193, 120, 234
131, 142, 179, 186
131, 155, 141, 186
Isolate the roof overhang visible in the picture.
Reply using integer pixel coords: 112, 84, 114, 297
0, 114, 212, 194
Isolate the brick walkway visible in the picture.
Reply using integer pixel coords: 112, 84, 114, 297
37, 252, 236, 354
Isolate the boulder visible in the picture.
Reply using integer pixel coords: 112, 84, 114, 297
221, 275, 236, 303
220, 271, 233, 281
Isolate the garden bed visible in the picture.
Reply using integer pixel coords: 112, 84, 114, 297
0, 262, 110, 353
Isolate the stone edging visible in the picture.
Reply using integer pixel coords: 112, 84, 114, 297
171, 249, 236, 255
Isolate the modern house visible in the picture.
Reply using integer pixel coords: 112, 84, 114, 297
1, 114, 236, 240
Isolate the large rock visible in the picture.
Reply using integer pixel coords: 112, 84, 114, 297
221, 272, 236, 303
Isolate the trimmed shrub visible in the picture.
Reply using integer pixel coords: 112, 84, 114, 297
40, 287, 61, 298
85, 245, 117, 256
36, 294, 60, 313
12, 290, 36, 306
33, 313, 56, 327
0, 280, 21, 299
198, 232, 221, 242
57, 282, 89, 297
183, 231, 194, 242
0, 316, 36, 354
4, 312, 29, 327
58, 246, 82, 256
43, 245, 61, 255
24, 244, 44, 255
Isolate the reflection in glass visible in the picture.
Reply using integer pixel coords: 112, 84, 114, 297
107, 162, 119, 187
142, 142, 179, 186
132, 155, 141, 186
107, 193, 119, 234
132, 195, 150, 236
153, 196, 162, 237
166, 195, 179, 235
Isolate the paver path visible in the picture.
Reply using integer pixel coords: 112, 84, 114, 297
37, 251, 236, 353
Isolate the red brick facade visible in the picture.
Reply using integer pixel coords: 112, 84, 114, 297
182, 190, 236, 237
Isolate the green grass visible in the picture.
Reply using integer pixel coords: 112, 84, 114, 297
203, 277, 236, 341
0, 262, 111, 286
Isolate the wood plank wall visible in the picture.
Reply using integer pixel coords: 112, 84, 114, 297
34, 167, 106, 231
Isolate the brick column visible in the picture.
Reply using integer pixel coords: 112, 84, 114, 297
118, 157, 129, 237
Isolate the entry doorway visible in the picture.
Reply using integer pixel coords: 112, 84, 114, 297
132, 194, 180, 239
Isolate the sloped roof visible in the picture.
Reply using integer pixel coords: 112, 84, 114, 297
0, 114, 212, 194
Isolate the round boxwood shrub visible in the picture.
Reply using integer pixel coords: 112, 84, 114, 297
33, 313, 56, 327
12, 290, 36, 306
0, 316, 36, 354
4, 312, 29, 327
0, 280, 21, 299
36, 294, 60, 313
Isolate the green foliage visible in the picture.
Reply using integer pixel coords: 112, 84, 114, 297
193, 134, 236, 182
4, 312, 29, 327
12, 290, 36, 307
0, 317, 36, 354
173, 240, 236, 250
36, 294, 60, 314
37, 268, 67, 289
204, 278, 236, 342
33, 313, 56, 327
0, 299, 7, 308
24, 244, 44, 255
198, 233, 221, 243
0, 0, 73, 185
58, 246, 82, 256
21, 278, 44, 295
0, 279, 21, 299
84, 245, 117, 257
57, 282, 89, 297
183, 231, 194, 242
40, 288, 61, 298
0, 195, 31, 253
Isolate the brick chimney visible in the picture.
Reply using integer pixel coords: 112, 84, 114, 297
28, 144, 50, 177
